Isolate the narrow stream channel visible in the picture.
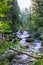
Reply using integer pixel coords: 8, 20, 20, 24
11, 30, 42, 65
16, 30, 41, 52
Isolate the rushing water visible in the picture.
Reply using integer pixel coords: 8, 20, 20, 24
16, 30, 42, 52
11, 30, 42, 65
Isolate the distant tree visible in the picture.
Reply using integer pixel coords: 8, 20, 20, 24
31, 0, 43, 28
9, 0, 23, 32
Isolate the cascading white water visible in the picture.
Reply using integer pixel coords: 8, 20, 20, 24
16, 30, 41, 52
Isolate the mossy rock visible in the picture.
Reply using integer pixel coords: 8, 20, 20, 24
40, 33, 43, 40
26, 37, 34, 42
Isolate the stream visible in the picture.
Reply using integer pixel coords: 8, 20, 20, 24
11, 30, 42, 65
16, 30, 41, 52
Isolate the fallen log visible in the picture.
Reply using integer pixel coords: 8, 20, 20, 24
0, 46, 42, 61
9, 46, 42, 59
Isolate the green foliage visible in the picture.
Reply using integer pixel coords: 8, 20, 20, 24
9, 0, 23, 31
0, 0, 43, 65
0, 38, 20, 54
31, 0, 43, 29
0, 0, 12, 33
23, 0, 43, 33
33, 59, 43, 65
40, 33, 43, 40
0, 59, 10, 65
32, 53, 43, 65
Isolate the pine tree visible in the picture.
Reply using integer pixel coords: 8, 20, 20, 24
9, 0, 22, 32
31, 0, 43, 28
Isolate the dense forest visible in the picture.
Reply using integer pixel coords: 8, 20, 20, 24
0, 0, 43, 65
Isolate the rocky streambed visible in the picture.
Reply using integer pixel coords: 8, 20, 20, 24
0, 30, 43, 65
9, 30, 42, 65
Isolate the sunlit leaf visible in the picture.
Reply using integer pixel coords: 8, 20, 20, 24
0, 13, 6, 17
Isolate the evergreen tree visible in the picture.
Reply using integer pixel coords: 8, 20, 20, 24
9, 0, 22, 32
31, 0, 43, 28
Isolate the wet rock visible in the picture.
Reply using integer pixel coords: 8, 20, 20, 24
26, 37, 34, 42
0, 50, 17, 61
18, 54, 29, 60
20, 42, 36, 48
10, 54, 32, 65
33, 32, 41, 38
